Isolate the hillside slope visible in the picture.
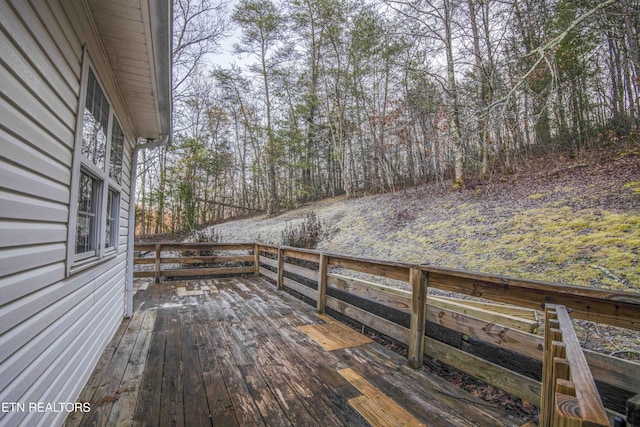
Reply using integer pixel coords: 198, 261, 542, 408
206, 149, 640, 292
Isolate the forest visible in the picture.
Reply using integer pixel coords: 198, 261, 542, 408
135, 0, 640, 236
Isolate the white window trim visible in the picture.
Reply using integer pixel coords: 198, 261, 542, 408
105, 186, 120, 251
66, 48, 124, 275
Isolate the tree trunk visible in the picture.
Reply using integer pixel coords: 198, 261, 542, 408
445, 0, 464, 188
622, 0, 640, 126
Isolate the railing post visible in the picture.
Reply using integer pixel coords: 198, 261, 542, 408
408, 267, 427, 369
154, 244, 161, 283
277, 247, 284, 290
316, 254, 328, 313
628, 394, 640, 427
541, 304, 609, 427
254, 244, 259, 276
540, 305, 561, 427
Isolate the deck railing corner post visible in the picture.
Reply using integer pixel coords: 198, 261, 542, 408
408, 267, 427, 369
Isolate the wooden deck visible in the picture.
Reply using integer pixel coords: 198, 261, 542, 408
65, 276, 528, 427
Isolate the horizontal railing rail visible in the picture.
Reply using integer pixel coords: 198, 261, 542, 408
134, 242, 256, 281
134, 241, 640, 424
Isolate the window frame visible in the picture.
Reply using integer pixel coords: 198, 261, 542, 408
74, 169, 102, 259
67, 52, 126, 275
105, 187, 120, 251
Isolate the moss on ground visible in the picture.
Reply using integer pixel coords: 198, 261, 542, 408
624, 181, 640, 194
371, 199, 639, 292
487, 208, 638, 290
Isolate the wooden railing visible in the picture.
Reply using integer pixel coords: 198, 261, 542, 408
540, 304, 609, 427
134, 242, 640, 425
133, 243, 255, 281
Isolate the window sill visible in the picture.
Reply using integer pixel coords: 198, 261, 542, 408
68, 251, 119, 276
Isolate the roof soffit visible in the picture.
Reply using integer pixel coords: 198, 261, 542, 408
87, 0, 171, 141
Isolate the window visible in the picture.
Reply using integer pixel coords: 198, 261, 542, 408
82, 69, 109, 170
110, 119, 124, 184
105, 188, 119, 249
68, 63, 125, 271
76, 171, 100, 255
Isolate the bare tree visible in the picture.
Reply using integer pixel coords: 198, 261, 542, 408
138, 0, 230, 235
233, 0, 286, 215
385, 0, 465, 188
173, 0, 230, 101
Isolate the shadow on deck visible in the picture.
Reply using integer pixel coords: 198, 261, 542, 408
64, 277, 527, 427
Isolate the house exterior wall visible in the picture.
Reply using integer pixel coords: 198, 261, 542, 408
0, 1, 139, 425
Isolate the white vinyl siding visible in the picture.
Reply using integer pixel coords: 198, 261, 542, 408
0, 1, 136, 426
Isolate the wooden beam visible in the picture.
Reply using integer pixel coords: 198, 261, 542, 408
157, 243, 254, 251
408, 268, 427, 369
329, 274, 411, 297
540, 305, 609, 427
133, 244, 156, 251
326, 274, 640, 396
540, 312, 562, 427
257, 244, 278, 254
585, 349, 640, 396
161, 266, 255, 277
327, 275, 411, 312
154, 244, 161, 283
555, 306, 608, 426
159, 255, 254, 264
628, 394, 640, 427
325, 296, 409, 345
254, 244, 259, 276
259, 255, 278, 268
282, 248, 320, 263
424, 335, 542, 405
282, 277, 316, 301
425, 268, 640, 331
283, 262, 319, 282
433, 295, 539, 322
428, 296, 539, 333
317, 254, 328, 314
277, 247, 284, 290
133, 271, 155, 278
426, 302, 543, 360
259, 266, 277, 282
328, 257, 410, 282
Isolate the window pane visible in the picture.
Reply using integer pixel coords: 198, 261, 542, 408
109, 119, 124, 184
82, 69, 109, 170
105, 189, 119, 248
76, 172, 99, 254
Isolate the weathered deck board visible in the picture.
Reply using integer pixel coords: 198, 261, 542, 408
334, 343, 524, 427
132, 282, 172, 427
220, 280, 365, 426
300, 320, 373, 351
339, 368, 426, 427
66, 277, 528, 427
